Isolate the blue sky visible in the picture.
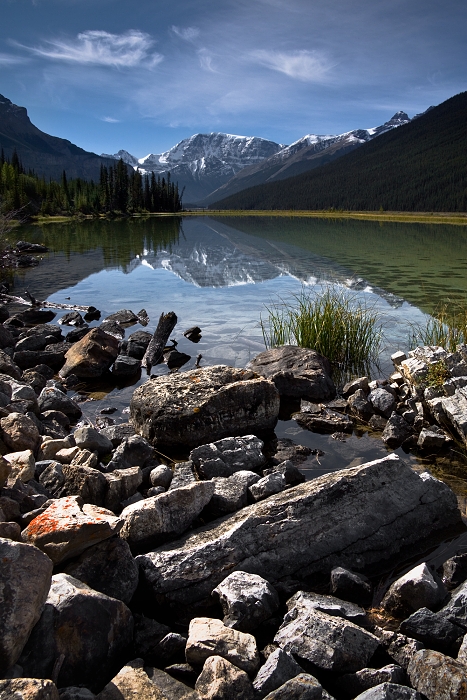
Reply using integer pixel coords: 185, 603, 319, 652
1, 0, 466, 157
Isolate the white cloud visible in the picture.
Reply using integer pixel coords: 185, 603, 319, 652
250, 49, 334, 82
197, 48, 215, 72
102, 116, 120, 123
171, 26, 200, 42
22, 30, 163, 69
0, 52, 27, 65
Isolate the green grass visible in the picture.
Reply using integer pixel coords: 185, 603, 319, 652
260, 287, 383, 376
409, 301, 467, 353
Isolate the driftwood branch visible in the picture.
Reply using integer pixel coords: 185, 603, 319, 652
143, 311, 178, 374
0, 292, 99, 314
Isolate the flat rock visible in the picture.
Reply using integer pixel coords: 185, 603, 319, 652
130, 366, 280, 449
22, 495, 122, 564
59, 328, 120, 379
119, 481, 215, 552
136, 455, 460, 610
19, 573, 133, 691
294, 407, 353, 434
212, 571, 280, 632
185, 617, 260, 675
246, 346, 335, 401
0, 538, 53, 674
195, 655, 254, 700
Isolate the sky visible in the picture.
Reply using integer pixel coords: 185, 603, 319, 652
1, 0, 466, 158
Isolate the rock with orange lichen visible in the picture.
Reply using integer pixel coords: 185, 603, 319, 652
21, 495, 122, 564
0, 537, 53, 675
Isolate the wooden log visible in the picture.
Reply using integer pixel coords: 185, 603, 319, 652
143, 311, 178, 374
0, 292, 99, 314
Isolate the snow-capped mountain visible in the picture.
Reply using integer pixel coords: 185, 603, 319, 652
204, 112, 412, 204
102, 133, 284, 203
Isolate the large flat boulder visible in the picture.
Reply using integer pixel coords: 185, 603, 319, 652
137, 455, 461, 610
130, 365, 280, 449
246, 346, 335, 401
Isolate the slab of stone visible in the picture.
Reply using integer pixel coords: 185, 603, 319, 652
137, 456, 460, 610
22, 495, 122, 564
130, 366, 280, 449
274, 604, 379, 673
0, 538, 53, 674
185, 617, 260, 675
286, 590, 370, 628
59, 328, 120, 379
294, 407, 353, 434
190, 435, 266, 479
381, 563, 448, 616
213, 571, 279, 632
119, 481, 215, 552
19, 573, 133, 691
246, 346, 335, 401
195, 655, 254, 700
407, 648, 467, 700
0, 679, 59, 700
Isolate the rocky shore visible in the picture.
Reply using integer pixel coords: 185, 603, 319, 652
1, 296, 467, 700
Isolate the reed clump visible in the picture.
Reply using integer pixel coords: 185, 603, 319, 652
260, 287, 382, 375
409, 301, 467, 353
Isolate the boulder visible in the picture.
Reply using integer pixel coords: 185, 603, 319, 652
377, 632, 424, 671
246, 346, 335, 401
104, 467, 143, 512
137, 456, 461, 610
382, 413, 412, 448
195, 655, 254, 700
368, 388, 396, 417
249, 473, 286, 502
37, 387, 82, 420
145, 667, 199, 700
407, 648, 467, 700
0, 679, 59, 700
0, 538, 53, 674
336, 665, 407, 698
253, 648, 304, 697
95, 659, 162, 700
106, 435, 154, 472
1, 412, 41, 453
130, 366, 280, 449
19, 573, 133, 691
353, 684, 420, 699
119, 481, 215, 552
399, 608, 463, 656
262, 673, 329, 699
22, 495, 122, 564
13, 348, 66, 371
204, 471, 259, 518
348, 390, 374, 421
0, 349, 22, 379
381, 563, 448, 616
73, 427, 114, 457
112, 356, 141, 377
330, 567, 373, 607
63, 536, 139, 605
4, 449, 35, 482
149, 464, 173, 489
185, 617, 260, 675
126, 331, 152, 360
343, 377, 369, 397
190, 435, 266, 479
212, 571, 280, 632
59, 328, 120, 379
263, 460, 305, 486
57, 463, 108, 506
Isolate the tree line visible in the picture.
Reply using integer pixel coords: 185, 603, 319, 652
0, 150, 183, 216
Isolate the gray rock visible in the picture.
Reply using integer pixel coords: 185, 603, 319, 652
246, 345, 335, 401
262, 673, 328, 700
336, 665, 407, 698
274, 602, 379, 673
407, 648, 467, 700
130, 366, 280, 449
294, 406, 354, 433
441, 552, 467, 589
104, 310, 139, 326
253, 648, 304, 697
1, 412, 41, 453
417, 429, 447, 450
100, 423, 136, 448
205, 472, 253, 518
37, 387, 82, 420
149, 464, 173, 489
59, 688, 95, 700
185, 617, 260, 675
378, 632, 424, 671
73, 427, 114, 457
190, 435, 266, 479
133, 614, 171, 662
19, 573, 133, 691
263, 460, 305, 486
213, 571, 280, 632
347, 389, 374, 420
399, 607, 463, 656
353, 684, 420, 700
0, 521, 21, 540
170, 461, 197, 489
151, 632, 186, 665
368, 388, 396, 417
382, 413, 412, 448
343, 377, 369, 397
436, 577, 467, 627
106, 435, 154, 472
63, 536, 139, 605
195, 655, 254, 700
119, 481, 215, 552
136, 456, 460, 611
287, 590, 370, 628
0, 679, 59, 700
112, 355, 141, 377
57, 463, 108, 507
381, 563, 448, 616
126, 330, 152, 360
104, 466, 143, 511
249, 473, 286, 502
269, 438, 312, 467
330, 567, 373, 607
145, 666, 199, 700
0, 349, 22, 379
0, 538, 53, 674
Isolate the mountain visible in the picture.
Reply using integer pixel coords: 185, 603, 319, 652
0, 94, 119, 180
209, 92, 467, 213
102, 133, 284, 203
204, 112, 412, 204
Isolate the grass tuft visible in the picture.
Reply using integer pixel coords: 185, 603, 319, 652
409, 301, 467, 353
260, 286, 382, 376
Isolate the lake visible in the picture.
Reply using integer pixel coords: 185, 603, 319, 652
6, 214, 467, 491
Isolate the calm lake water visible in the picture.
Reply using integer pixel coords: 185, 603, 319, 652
7, 215, 467, 494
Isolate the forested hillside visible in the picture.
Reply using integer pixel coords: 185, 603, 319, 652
209, 92, 467, 212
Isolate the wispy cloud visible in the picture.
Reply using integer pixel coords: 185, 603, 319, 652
102, 116, 120, 123
0, 52, 27, 65
21, 30, 163, 69
250, 49, 334, 82
171, 26, 200, 42
197, 48, 216, 72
